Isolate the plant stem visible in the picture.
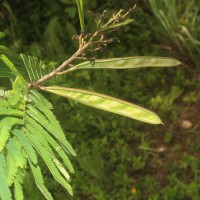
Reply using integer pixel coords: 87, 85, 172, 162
31, 31, 99, 87
30, 7, 134, 88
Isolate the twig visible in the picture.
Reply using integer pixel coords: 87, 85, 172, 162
29, 6, 135, 88
30, 31, 99, 87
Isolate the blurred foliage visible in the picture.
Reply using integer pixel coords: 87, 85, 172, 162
149, 0, 200, 66
1, 0, 200, 199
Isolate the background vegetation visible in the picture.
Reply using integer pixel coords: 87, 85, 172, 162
1, 0, 200, 199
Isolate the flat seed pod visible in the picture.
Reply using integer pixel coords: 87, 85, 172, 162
70, 56, 181, 71
43, 86, 163, 125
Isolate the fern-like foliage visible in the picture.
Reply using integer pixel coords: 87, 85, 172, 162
0, 35, 180, 199
0, 54, 75, 200
20, 54, 56, 82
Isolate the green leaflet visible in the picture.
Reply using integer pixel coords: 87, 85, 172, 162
14, 178, 23, 200
7, 89, 23, 106
29, 93, 65, 139
0, 117, 24, 151
25, 116, 74, 173
0, 152, 12, 200
29, 160, 54, 200
30, 90, 53, 109
13, 129, 38, 165
26, 118, 71, 180
12, 76, 28, 92
70, 56, 181, 71
25, 123, 55, 156
43, 86, 163, 125
6, 138, 25, 168
25, 130, 73, 195
53, 158, 70, 181
26, 104, 76, 156
6, 153, 18, 186
26, 121, 71, 181
7, 76, 28, 106
14, 169, 25, 200
0, 108, 24, 117
21, 54, 42, 81
14, 179, 24, 200
20, 54, 55, 82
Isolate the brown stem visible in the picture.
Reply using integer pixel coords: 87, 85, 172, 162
29, 7, 134, 89
30, 31, 99, 87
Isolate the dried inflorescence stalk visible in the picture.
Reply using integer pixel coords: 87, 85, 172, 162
29, 6, 136, 88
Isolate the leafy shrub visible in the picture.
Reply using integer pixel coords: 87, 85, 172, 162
149, 0, 200, 65
0, 1, 181, 199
